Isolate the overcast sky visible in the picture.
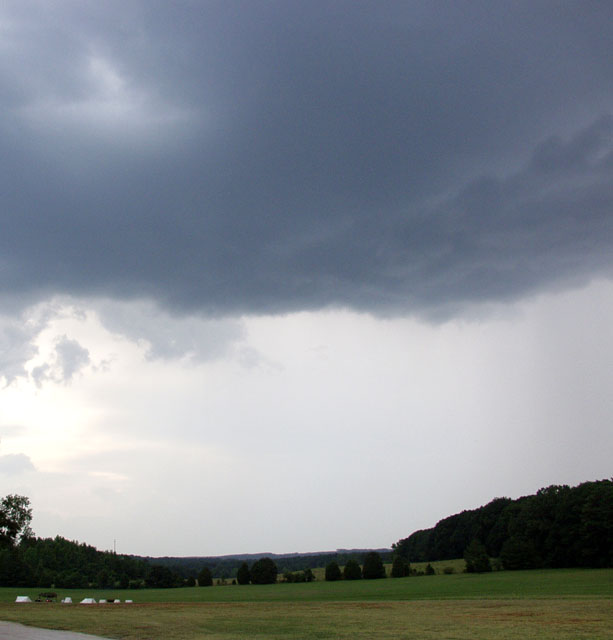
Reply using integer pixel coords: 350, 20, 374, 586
1, 1, 612, 557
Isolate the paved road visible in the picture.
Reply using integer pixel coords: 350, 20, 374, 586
0, 621, 112, 640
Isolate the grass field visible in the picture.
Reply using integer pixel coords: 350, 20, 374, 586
1, 568, 612, 639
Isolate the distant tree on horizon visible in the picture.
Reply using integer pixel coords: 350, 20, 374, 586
391, 555, 410, 578
146, 564, 178, 588
325, 561, 342, 581
250, 557, 278, 584
362, 551, 386, 579
198, 566, 213, 586
343, 559, 362, 580
236, 561, 251, 585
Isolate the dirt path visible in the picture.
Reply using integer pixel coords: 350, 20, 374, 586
0, 621, 112, 640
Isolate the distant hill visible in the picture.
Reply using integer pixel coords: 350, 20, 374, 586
393, 479, 613, 569
138, 549, 393, 578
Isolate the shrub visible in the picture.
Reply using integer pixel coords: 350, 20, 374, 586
425, 563, 435, 575
442, 566, 454, 574
283, 569, 313, 583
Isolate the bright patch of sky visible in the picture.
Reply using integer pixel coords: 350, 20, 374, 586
2, 280, 612, 556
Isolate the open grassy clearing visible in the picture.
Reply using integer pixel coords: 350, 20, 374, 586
1, 567, 611, 604
1, 569, 611, 639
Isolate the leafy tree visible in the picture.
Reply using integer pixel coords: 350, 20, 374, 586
198, 566, 213, 586
391, 556, 410, 578
57, 570, 85, 588
0, 548, 30, 586
97, 569, 110, 589
464, 539, 491, 573
0, 495, 33, 549
250, 557, 278, 584
185, 575, 196, 587
343, 559, 362, 580
236, 561, 250, 585
425, 563, 435, 575
146, 564, 177, 588
500, 536, 541, 570
325, 561, 342, 581
36, 567, 54, 589
362, 551, 386, 579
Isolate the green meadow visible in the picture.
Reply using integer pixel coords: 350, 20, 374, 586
1, 568, 612, 639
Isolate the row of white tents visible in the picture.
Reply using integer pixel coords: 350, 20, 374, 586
15, 596, 133, 604
78, 598, 133, 604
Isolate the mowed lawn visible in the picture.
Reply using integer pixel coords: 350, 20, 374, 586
1, 568, 612, 639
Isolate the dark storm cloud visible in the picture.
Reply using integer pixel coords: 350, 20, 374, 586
1, 1, 612, 317
0, 314, 42, 384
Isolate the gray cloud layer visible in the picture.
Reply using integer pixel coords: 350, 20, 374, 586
1, 1, 612, 317
31, 335, 90, 387
0, 453, 35, 476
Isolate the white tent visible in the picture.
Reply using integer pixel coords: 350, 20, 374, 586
80, 598, 97, 604
62, 597, 73, 604
113, 599, 121, 603
98, 599, 107, 604
15, 596, 32, 603
125, 599, 133, 604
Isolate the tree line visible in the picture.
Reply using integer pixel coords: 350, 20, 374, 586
393, 479, 613, 570
145, 549, 393, 581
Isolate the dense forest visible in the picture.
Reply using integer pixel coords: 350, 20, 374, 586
0, 533, 161, 589
393, 479, 613, 569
